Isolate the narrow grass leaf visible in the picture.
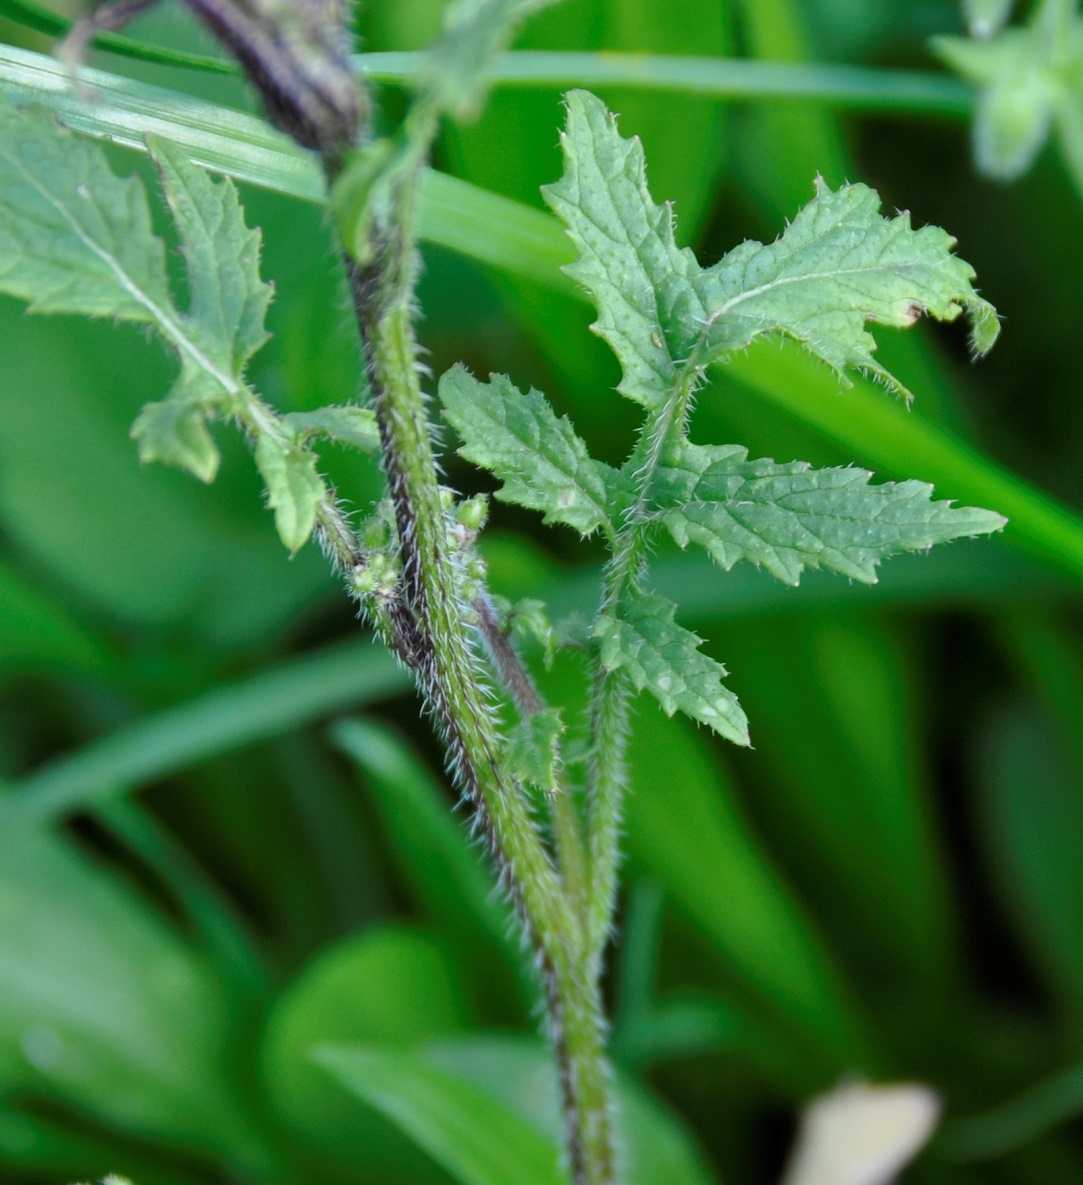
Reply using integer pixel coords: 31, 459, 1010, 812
0, 641, 408, 828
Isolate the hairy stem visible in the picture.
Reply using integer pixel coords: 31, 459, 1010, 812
585, 367, 700, 965
339, 148, 615, 1182
475, 592, 590, 942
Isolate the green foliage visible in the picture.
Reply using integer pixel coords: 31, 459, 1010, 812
937, 0, 1083, 193
3, 2, 1083, 1184
596, 595, 749, 744
542, 91, 997, 405
442, 88, 1003, 744
439, 366, 616, 536
652, 443, 1006, 586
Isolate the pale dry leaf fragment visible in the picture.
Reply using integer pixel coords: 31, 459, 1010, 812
779, 1079, 941, 1185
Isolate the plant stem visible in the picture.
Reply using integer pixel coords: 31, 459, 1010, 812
474, 592, 590, 939
335, 138, 616, 1183
585, 368, 700, 965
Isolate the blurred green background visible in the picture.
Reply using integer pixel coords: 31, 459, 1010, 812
2, 0, 1083, 1182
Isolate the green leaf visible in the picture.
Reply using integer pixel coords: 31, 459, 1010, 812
596, 594, 749, 745
693, 178, 1000, 386
965, 0, 1016, 39
0, 101, 172, 320
253, 434, 326, 553
504, 707, 565, 795
0, 827, 270, 1168
317, 1035, 718, 1185
148, 135, 271, 380
439, 366, 616, 537
129, 399, 220, 483
281, 406, 382, 453
261, 926, 472, 1176
544, 90, 997, 406
423, 0, 560, 119
416, 1035, 720, 1185
316, 1044, 566, 1185
0, 97, 277, 483
652, 441, 1006, 586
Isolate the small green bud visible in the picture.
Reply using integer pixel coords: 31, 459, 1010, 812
350, 566, 376, 595
975, 63, 1054, 179
455, 494, 488, 532
439, 487, 457, 511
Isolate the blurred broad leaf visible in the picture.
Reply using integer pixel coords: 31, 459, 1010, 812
261, 925, 470, 1178
318, 1035, 718, 1185
0, 827, 271, 1171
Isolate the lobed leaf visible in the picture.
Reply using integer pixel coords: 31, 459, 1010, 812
0, 97, 281, 483
130, 399, 220, 483
693, 177, 1000, 390
0, 101, 172, 321
504, 708, 565, 796
652, 441, 1007, 586
281, 406, 382, 453
544, 90, 998, 405
596, 594, 749, 745
254, 434, 326, 553
149, 135, 271, 380
439, 366, 617, 537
